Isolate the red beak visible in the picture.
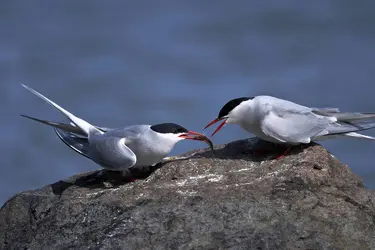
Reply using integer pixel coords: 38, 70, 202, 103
178, 131, 214, 149
178, 130, 203, 140
204, 117, 227, 137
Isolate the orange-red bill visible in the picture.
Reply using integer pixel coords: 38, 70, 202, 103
210, 119, 226, 137
179, 131, 214, 152
187, 130, 201, 136
204, 118, 223, 130
178, 131, 203, 139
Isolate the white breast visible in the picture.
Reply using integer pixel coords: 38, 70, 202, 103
126, 129, 178, 167
236, 97, 286, 144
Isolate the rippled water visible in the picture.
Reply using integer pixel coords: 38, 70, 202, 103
1, 0, 375, 205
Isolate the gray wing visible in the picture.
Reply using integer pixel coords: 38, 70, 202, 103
88, 134, 137, 170
259, 99, 336, 144
102, 124, 150, 139
315, 120, 375, 138
86, 125, 151, 169
55, 125, 150, 170
55, 128, 91, 159
312, 110, 375, 122
312, 107, 340, 114
55, 127, 138, 170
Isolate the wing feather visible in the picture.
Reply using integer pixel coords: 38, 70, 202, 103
260, 99, 335, 144
88, 134, 137, 170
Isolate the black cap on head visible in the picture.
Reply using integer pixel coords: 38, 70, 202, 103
218, 97, 253, 118
151, 123, 189, 134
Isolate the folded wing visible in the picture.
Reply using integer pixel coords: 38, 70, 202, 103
260, 102, 336, 144
55, 128, 137, 170
88, 134, 137, 170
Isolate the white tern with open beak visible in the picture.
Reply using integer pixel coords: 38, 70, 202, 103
204, 96, 375, 158
21, 85, 213, 170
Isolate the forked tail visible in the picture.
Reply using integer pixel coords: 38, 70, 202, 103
20, 114, 86, 136
318, 118, 375, 141
21, 84, 101, 136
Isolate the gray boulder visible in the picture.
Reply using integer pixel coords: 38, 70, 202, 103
1, 138, 375, 250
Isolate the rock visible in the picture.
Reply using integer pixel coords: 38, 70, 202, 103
1, 138, 375, 250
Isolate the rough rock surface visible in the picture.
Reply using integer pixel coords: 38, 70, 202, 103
1, 138, 375, 250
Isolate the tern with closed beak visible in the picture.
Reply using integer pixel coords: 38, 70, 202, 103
21, 85, 213, 170
204, 96, 375, 159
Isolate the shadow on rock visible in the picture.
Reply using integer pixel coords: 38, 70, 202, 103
193, 138, 314, 162
50, 159, 185, 195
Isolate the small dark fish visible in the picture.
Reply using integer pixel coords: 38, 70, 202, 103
193, 134, 215, 154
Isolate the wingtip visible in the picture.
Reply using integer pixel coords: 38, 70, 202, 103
21, 84, 34, 92
20, 114, 31, 119
19, 114, 35, 121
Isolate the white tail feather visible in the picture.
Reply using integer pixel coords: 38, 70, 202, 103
22, 84, 101, 135
343, 132, 375, 141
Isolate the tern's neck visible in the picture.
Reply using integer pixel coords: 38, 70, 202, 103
149, 130, 181, 153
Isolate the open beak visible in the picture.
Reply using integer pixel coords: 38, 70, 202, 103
203, 117, 227, 137
178, 131, 214, 151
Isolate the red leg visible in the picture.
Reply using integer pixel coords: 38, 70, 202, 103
276, 146, 291, 160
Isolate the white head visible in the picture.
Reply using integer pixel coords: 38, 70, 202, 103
204, 97, 253, 136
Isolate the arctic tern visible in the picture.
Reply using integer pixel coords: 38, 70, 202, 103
21, 84, 213, 170
204, 96, 375, 158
